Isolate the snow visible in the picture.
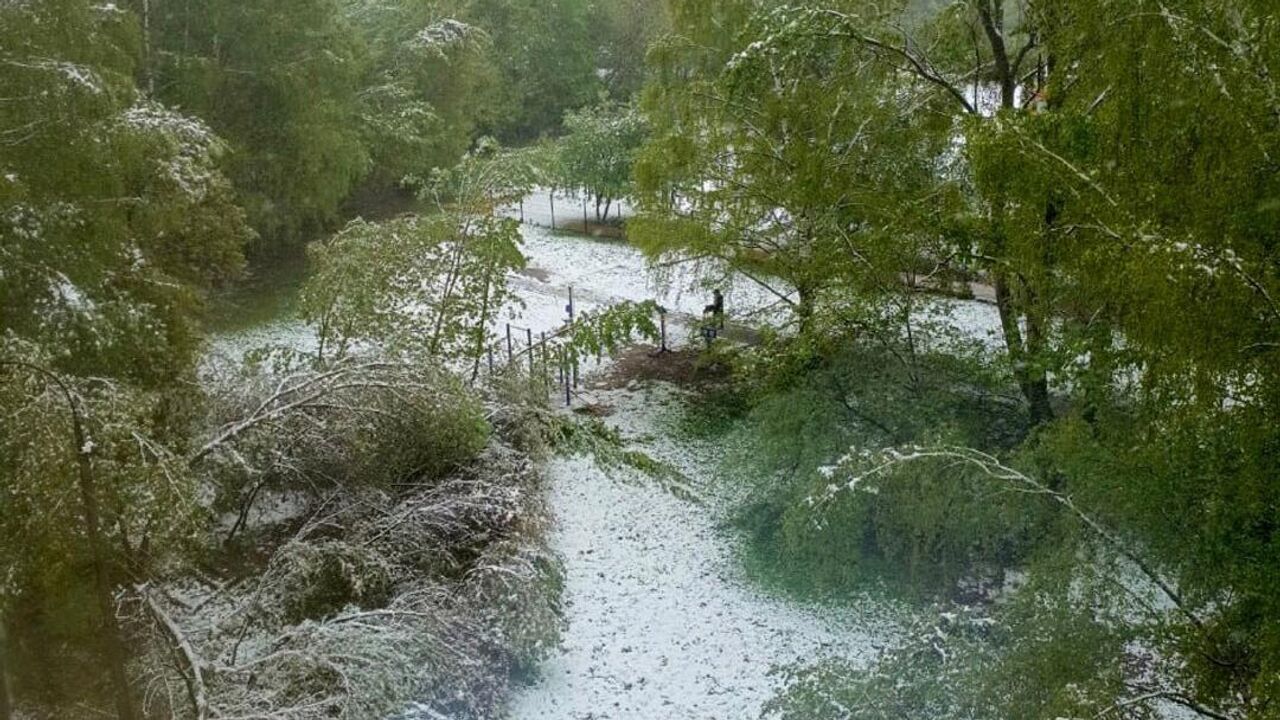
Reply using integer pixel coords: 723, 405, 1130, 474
206, 197, 1012, 720
53, 274, 94, 313
501, 382, 902, 720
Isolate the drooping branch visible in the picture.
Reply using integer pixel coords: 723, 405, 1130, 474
190, 361, 400, 465
825, 445, 1205, 630
816, 10, 979, 115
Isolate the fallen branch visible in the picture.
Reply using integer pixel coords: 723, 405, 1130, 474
136, 584, 208, 720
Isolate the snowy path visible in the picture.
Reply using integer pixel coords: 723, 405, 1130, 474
497, 227, 911, 719
504, 382, 900, 719
498, 224, 1003, 719
209, 217, 1004, 718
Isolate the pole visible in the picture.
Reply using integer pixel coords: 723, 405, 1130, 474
550, 190, 556, 230
487, 347, 494, 374
661, 312, 668, 352
568, 287, 575, 325
526, 328, 535, 375
541, 332, 549, 389
519, 198, 525, 224
506, 324, 513, 364
564, 350, 572, 407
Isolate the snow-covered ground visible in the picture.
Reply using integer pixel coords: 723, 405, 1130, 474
210, 210, 1005, 719
208, 220, 793, 361
501, 381, 901, 720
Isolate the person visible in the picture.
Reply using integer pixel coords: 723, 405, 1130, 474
704, 289, 724, 329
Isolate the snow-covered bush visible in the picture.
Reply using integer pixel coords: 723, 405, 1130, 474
125, 367, 561, 719
196, 356, 489, 541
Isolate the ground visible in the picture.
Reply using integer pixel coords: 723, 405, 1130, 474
211, 209, 1006, 719
504, 382, 901, 720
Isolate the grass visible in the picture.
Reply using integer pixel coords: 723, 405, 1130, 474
205, 251, 309, 333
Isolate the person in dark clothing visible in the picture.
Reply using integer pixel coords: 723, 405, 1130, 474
704, 289, 725, 329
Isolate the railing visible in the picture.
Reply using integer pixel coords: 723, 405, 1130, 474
478, 285, 685, 408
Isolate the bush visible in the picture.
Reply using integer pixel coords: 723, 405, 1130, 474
272, 540, 395, 624
767, 590, 1131, 720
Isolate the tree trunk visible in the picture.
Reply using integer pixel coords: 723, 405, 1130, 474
73, 414, 139, 720
0, 362, 138, 720
0, 620, 11, 720
994, 273, 1053, 426
976, 0, 1016, 110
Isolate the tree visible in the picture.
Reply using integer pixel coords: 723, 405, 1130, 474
0, 1, 250, 383
0, 343, 199, 717
344, 4, 497, 190
0, 2, 248, 711
465, 0, 600, 141
633, 2, 961, 344
559, 102, 647, 224
148, 0, 369, 255
596, 0, 672, 101
778, 0, 1057, 424
302, 141, 533, 371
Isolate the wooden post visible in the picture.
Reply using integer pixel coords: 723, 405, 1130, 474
568, 286, 575, 325
660, 309, 668, 352
582, 196, 588, 230
519, 198, 525, 224
526, 328, 535, 375
564, 350, 572, 407
506, 324, 513, 364
541, 332, 549, 389
550, 190, 556, 230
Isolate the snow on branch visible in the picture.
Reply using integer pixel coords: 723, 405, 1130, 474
814, 444, 1205, 630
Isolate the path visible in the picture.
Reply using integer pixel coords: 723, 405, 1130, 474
497, 222, 1007, 719
207, 214, 1005, 718
505, 381, 900, 719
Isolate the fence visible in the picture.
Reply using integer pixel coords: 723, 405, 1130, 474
479, 285, 680, 408
502, 189, 634, 235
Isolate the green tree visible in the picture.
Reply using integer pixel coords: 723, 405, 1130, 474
559, 102, 647, 224
465, 0, 599, 141
596, 0, 672, 101
148, 0, 369, 255
634, 2, 959, 339
0, 0, 250, 384
302, 142, 533, 371
344, 3, 497, 190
